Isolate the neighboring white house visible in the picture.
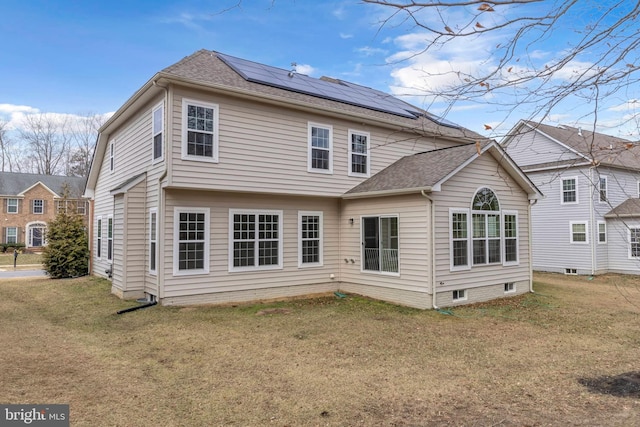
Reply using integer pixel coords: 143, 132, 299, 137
502, 120, 640, 275
84, 49, 541, 309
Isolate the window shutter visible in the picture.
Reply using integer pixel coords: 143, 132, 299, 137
17, 227, 22, 244
2, 199, 6, 214
43, 200, 47, 214
17, 199, 22, 214
2, 227, 5, 243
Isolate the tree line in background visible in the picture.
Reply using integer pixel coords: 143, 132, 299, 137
0, 112, 105, 177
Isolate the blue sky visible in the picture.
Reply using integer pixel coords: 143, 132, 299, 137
2, 0, 638, 139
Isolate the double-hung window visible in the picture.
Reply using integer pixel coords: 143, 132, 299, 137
348, 130, 370, 177
449, 188, 519, 271
230, 209, 283, 271
6, 198, 18, 214
152, 103, 163, 161
96, 217, 102, 259
32, 199, 44, 214
149, 209, 157, 274
598, 221, 607, 244
561, 177, 578, 204
598, 176, 607, 203
308, 123, 332, 173
362, 215, 399, 274
182, 99, 219, 162
299, 211, 323, 267
107, 216, 113, 261
5, 227, 17, 244
630, 227, 640, 258
174, 207, 210, 275
109, 142, 115, 173
570, 221, 588, 244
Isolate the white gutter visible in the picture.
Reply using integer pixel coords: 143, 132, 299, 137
420, 190, 438, 309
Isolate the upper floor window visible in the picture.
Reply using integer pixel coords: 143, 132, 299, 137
152, 103, 164, 161
561, 177, 578, 204
182, 99, 219, 162
32, 199, 44, 214
598, 176, 607, 203
308, 123, 333, 174
109, 141, 115, 173
348, 130, 370, 177
6, 198, 18, 214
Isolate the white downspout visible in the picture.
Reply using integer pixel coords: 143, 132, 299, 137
421, 190, 438, 309
589, 167, 596, 275
153, 80, 169, 302
529, 199, 537, 293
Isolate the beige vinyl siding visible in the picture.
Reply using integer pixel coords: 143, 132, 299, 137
433, 152, 531, 291
169, 86, 457, 196
340, 194, 432, 297
161, 190, 340, 301
119, 180, 147, 298
91, 94, 164, 280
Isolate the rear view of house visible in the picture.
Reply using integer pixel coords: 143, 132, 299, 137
1, 172, 87, 251
84, 50, 541, 309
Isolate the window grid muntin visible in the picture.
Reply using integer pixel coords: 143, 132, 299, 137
33, 199, 43, 214
301, 215, 321, 264
349, 131, 369, 176
177, 211, 207, 271
6, 227, 17, 244
631, 228, 640, 258
231, 211, 282, 270
562, 178, 577, 203
7, 198, 18, 214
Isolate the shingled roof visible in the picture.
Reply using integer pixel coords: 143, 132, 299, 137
0, 172, 86, 197
517, 121, 640, 170
605, 198, 640, 218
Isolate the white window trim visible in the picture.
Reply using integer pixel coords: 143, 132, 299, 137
504, 282, 516, 294
26, 221, 47, 248
96, 216, 102, 260
637, 181, 640, 198
347, 129, 370, 178
597, 221, 607, 244
7, 198, 18, 214
32, 199, 44, 214
502, 210, 519, 266
5, 227, 18, 244
181, 98, 219, 163
598, 176, 608, 203
561, 176, 579, 205
149, 208, 158, 275
228, 209, 283, 272
629, 225, 640, 259
298, 211, 323, 268
107, 215, 113, 261
173, 207, 210, 276
449, 208, 471, 272
152, 102, 164, 163
452, 289, 467, 301
570, 221, 589, 244
109, 141, 115, 173
307, 122, 333, 174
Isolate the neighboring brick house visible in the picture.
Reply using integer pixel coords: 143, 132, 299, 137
0, 172, 88, 251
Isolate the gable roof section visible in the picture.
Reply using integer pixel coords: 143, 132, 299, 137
344, 141, 542, 200
604, 198, 640, 218
0, 172, 86, 198
505, 120, 640, 171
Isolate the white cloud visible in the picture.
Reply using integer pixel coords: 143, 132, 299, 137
608, 99, 640, 112
0, 104, 112, 135
340, 33, 353, 39
357, 46, 387, 57
295, 64, 316, 76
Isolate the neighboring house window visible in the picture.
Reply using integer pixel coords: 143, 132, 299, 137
27, 223, 46, 248
109, 141, 115, 172
5, 227, 18, 244
182, 99, 219, 162
504, 211, 519, 264
561, 177, 578, 204
149, 209, 157, 274
32, 199, 44, 214
97, 217, 102, 259
637, 181, 640, 198
629, 227, 640, 258
299, 211, 323, 267
472, 188, 501, 265
570, 221, 588, 244
308, 123, 333, 173
598, 221, 607, 244
7, 198, 18, 214
107, 216, 113, 261
152, 103, 163, 161
229, 209, 283, 271
362, 215, 399, 274
449, 188, 519, 271
598, 176, 607, 203
348, 130, 370, 177
174, 207, 210, 275
450, 209, 469, 270
77, 201, 87, 215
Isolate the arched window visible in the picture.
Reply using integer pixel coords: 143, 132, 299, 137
472, 188, 501, 265
27, 222, 47, 248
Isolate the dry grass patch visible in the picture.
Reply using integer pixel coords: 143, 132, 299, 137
0, 273, 639, 426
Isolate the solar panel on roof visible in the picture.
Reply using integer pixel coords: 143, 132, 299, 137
218, 52, 453, 122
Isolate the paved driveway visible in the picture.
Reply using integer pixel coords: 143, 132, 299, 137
0, 269, 47, 279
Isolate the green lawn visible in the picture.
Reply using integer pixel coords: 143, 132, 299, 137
0, 272, 639, 426
0, 252, 42, 266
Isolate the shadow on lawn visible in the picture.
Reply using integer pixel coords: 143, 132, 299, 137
579, 371, 640, 398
